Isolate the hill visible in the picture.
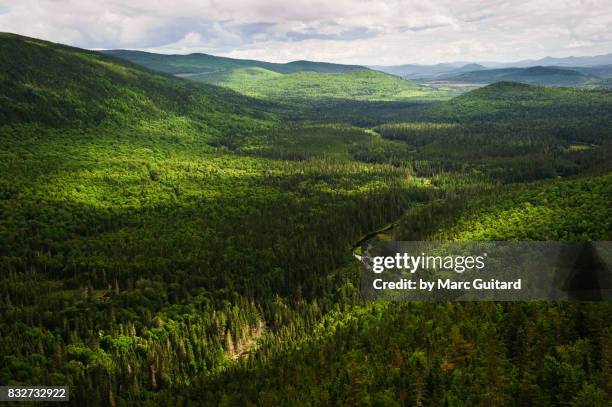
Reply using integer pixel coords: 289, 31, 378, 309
451, 81, 609, 107
397, 173, 612, 241
102, 50, 450, 101
0, 33, 426, 403
102, 49, 368, 76
201, 68, 448, 101
414, 81, 612, 125
185, 173, 612, 406
442, 82, 612, 142
0, 33, 273, 134
372, 82, 612, 169
2, 33, 612, 407
187, 66, 283, 84
441, 66, 597, 86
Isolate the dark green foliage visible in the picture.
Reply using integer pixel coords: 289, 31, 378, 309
183, 302, 611, 406
0, 33, 611, 406
102, 49, 368, 75
395, 174, 612, 241
0, 33, 274, 132
442, 66, 598, 86
200, 69, 452, 102
106, 49, 460, 103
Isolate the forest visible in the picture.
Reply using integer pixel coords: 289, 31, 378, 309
0, 33, 611, 406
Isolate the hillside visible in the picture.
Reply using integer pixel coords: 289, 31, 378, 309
429, 82, 612, 128
1, 32, 612, 406
397, 173, 612, 241
188, 66, 283, 84
185, 174, 612, 406
102, 50, 451, 102
442, 66, 597, 86
102, 49, 368, 76
0, 33, 429, 403
371, 82, 612, 173
386, 81, 612, 133
0, 33, 273, 134
202, 68, 448, 101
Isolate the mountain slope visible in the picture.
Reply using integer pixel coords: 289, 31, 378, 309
201, 68, 445, 101
441, 66, 597, 86
0, 33, 428, 406
185, 173, 612, 406
102, 49, 369, 76
435, 82, 612, 122
388, 82, 612, 157
187, 66, 283, 84
0, 33, 273, 134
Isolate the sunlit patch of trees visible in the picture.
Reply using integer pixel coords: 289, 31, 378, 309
1, 33, 611, 405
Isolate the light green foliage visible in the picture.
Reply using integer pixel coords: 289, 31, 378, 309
203, 68, 453, 101
103, 49, 368, 75
0, 33, 611, 406
396, 174, 612, 241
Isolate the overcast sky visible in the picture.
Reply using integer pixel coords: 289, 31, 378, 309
1, 0, 611, 65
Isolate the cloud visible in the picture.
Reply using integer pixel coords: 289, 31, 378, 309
0, 0, 611, 64
286, 26, 378, 41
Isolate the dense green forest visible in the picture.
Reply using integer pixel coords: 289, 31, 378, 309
104, 49, 459, 103
0, 33, 611, 406
192, 69, 453, 102
102, 49, 368, 75
439, 66, 598, 87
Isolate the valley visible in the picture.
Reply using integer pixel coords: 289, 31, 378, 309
0, 32, 611, 406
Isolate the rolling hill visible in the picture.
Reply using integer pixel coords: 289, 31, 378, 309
440, 66, 598, 86
102, 50, 450, 101
2, 32, 612, 407
102, 49, 369, 76
185, 173, 612, 406
200, 68, 448, 101
0, 33, 274, 133
0, 32, 434, 404
432, 81, 612, 122
188, 66, 283, 84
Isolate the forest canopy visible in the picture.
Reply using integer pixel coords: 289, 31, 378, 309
0, 33, 611, 406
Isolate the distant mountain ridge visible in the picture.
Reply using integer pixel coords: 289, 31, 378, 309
368, 63, 486, 79
102, 49, 369, 76
506, 53, 612, 68
102, 49, 450, 101
440, 66, 599, 86
369, 53, 612, 81
103, 48, 612, 89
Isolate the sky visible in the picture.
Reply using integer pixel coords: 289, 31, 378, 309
0, 0, 611, 65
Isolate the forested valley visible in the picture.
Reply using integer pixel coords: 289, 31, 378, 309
0, 33, 611, 406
